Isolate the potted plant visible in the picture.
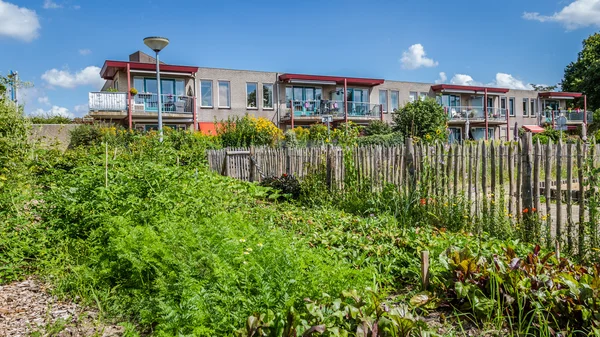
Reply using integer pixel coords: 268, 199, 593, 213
130, 88, 138, 96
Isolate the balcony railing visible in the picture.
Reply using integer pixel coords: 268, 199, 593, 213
285, 100, 381, 119
444, 106, 507, 122
134, 93, 193, 114
540, 110, 593, 123
89, 92, 127, 111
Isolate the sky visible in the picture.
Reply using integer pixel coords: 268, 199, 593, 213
1, 0, 600, 117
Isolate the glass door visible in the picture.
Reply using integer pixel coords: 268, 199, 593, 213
143, 78, 158, 111
161, 79, 175, 112
304, 87, 315, 114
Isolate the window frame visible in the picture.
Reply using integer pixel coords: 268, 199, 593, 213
530, 98, 537, 117
262, 83, 274, 110
523, 98, 529, 117
246, 82, 258, 109
390, 90, 399, 112
419, 92, 428, 101
218, 80, 231, 109
379, 90, 388, 113
409, 91, 418, 103
509, 97, 515, 117
200, 80, 213, 108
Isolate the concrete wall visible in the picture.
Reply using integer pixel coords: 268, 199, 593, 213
29, 124, 78, 151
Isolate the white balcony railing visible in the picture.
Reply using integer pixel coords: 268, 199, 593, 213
89, 92, 127, 111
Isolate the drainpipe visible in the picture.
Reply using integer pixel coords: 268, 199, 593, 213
275, 73, 280, 129
484, 88, 488, 141
126, 63, 132, 129
506, 102, 510, 141
584, 95, 588, 126
344, 78, 348, 125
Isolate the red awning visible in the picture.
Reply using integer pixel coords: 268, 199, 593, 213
538, 92, 582, 99
431, 84, 510, 94
100, 60, 199, 79
522, 125, 545, 133
279, 73, 385, 87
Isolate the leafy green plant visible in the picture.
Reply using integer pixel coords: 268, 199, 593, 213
392, 98, 447, 143
364, 120, 392, 136
260, 174, 301, 200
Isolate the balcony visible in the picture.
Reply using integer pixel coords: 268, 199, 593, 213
88, 92, 194, 115
282, 100, 381, 121
540, 110, 593, 124
444, 106, 507, 123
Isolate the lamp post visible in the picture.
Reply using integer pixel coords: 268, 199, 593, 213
143, 36, 170, 141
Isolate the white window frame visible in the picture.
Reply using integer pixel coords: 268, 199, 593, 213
409, 91, 418, 103
419, 92, 427, 101
218, 80, 231, 109
200, 80, 213, 108
379, 90, 388, 113
509, 97, 515, 117
390, 90, 399, 112
530, 98, 537, 117
263, 83, 274, 110
523, 98, 529, 117
246, 82, 258, 109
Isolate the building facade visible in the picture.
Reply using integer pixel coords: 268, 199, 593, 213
88, 51, 592, 139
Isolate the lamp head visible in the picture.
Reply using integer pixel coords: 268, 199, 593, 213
143, 36, 169, 53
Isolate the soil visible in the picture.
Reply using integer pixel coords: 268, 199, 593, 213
0, 278, 124, 337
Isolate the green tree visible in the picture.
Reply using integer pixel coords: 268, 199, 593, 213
530, 84, 558, 92
392, 98, 447, 142
562, 33, 600, 109
363, 120, 392, 136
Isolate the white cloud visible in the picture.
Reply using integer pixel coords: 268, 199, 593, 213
450, 74, 480, 86
37, 96, 50, 105
435, 72, 447, 84
400, 44, 438, 70
32, 105, 73, 118
446, 72, 534, 90
523, 0, 600, 30
493, 73, 533, 90
0, 1, 40, 42
74, 104, 88, 116
43, 0, 61, 9
41, 66, 104, 89
78, 49, 91, 55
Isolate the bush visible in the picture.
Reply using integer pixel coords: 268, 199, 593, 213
259, 174, 301, 200
363, 120, 392, 136
29, 114, 72, 124
392, 98, 447, 142
356, 132, 404, 146
69, 124, 103, 148
217, 115, 282, 147
308, 124, 328, 144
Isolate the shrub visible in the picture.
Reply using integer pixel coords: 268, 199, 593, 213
392, 98, 447, 142
259, 174, 301, 200
29, 114, 72, 124
217, 115, 282, 147
363, 120, 392, 136
308, 124, 328, 144
283, 130, 298, 148
331, 122, 361, 146
69, 124, 103, 148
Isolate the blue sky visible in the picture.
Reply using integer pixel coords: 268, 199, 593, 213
1, 0, 599, 117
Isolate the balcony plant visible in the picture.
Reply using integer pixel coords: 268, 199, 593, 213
129, 88, 138, 96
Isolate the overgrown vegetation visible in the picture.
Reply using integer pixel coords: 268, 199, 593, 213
392, 98, 448, 143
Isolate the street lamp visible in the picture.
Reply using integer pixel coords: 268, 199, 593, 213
143, 36, 169, 141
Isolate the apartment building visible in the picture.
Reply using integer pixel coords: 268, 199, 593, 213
88, 51, 592, 139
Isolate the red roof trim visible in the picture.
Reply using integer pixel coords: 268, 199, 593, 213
100, 60, 199, 79
279, 73, 385, 87
431, 84, 510, 94
538, 91, 583, 98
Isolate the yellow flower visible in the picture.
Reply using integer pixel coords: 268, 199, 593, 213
246, 247, 253, 252
243, 251, 250, 255
257, 243, 263, 248
239, 238, 246, 243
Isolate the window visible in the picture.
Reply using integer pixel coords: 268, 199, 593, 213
509, 97, 515, 116
530, 99, 536, 116
218, 81, 230, 108
409, 91, 418, 103
472, 128, 495, 141
449, 128, 462, 144
500, 97, 507, 116
419, 92, 427, 101
390, 91, 399, 112
263, 84, 274, 109
379, 90, 388, 112
133, 78, 144, 92
176, 80, 185, 96
200, 80, 213, 107
114, 80, 118, 91
523, 98, 529, 117
285, 87, 293, 107
246, 82, 258, 108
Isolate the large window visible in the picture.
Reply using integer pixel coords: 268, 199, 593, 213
286, 86, 322, 107
509, 97, 515, 116
200, 80, 212, 107
530, 99, 536, 116
390, 91, 399, 112
419, 92, 427, 101
379, 90, 388, 112
132, 77, 184, 95
500, 97, 507, 116
218, 81, 230, 108
523, 98, 529, 117
263, 83, 273, 109
409, 91, 418, 103
246, 82, 258, 108
114, 80, 118, 91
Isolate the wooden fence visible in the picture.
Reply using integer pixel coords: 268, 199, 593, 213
207, 135, 600, 255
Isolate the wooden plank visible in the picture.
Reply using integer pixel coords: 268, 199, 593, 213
533, 140, 541, 223
499, 144, 505, 208
566, 142, 573, 253
521, 133, 534, 242
474, 143, 480, 216
491, 143, 496, 202
508, 143, 514, 216
446, 144, 452, 196
545, 140, 553, 245
226, 150, 250, 156
468, 143, 473, 207
453, 144, 459, 197
516, 141, 522, 222
577, 140, 585, 258
556, 139, 563, 242
481, 142, 487, 200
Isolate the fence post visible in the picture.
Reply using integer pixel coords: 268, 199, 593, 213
421, 250, 430, 290
249, 146, 256, 182
521, 132, 534, 242
221, 152, 229, 177
326, 144, 333, 191
285, 147, 291, 176
405, 138, 415, 189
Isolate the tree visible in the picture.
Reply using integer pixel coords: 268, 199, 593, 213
363, 120, 392, 136
392, 98, 447, 142
530, 84, 558, 92
561, 33, 600, 109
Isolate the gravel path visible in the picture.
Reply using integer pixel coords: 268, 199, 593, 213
0, 278, 124, 337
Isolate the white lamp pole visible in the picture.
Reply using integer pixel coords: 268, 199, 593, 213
143, 36, 170, 141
